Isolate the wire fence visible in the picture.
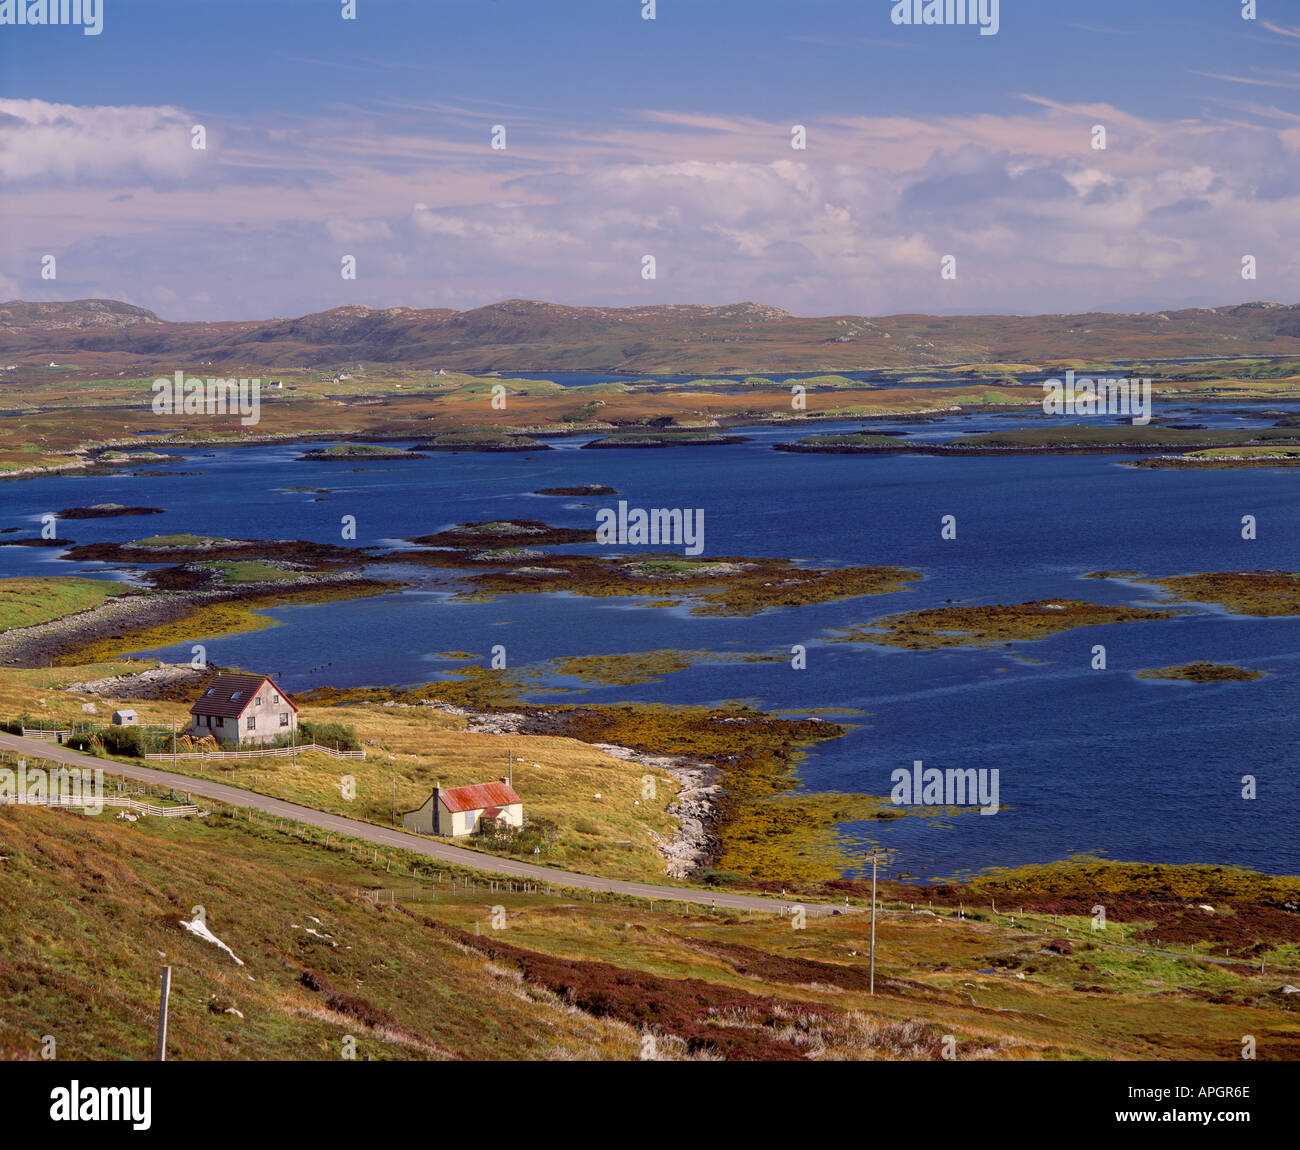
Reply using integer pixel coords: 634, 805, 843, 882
145, 742, 365, 761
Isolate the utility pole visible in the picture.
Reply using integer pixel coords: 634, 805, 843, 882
391, 777, 395, 827
171, 718, 176, 768
508, 748, 513, 786
155, 966, 171, 1061
869, 852, 879, 996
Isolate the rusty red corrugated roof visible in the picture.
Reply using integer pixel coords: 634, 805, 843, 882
438, 782, 521, 813
189, 672, 298, 718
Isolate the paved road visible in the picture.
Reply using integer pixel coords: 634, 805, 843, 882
0, 733, 843, 916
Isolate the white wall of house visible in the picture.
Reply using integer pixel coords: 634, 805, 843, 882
236, 684, 296, 745
401, 796, 524, 837
192, 681, 296, 745
401, 793, 439, 835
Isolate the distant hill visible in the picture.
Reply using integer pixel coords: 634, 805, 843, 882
4, 296, 1300, 374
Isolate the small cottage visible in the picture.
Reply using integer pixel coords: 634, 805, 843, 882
402, 779, 523, 838
111, 709, 138, 727
187, 672, 297, 746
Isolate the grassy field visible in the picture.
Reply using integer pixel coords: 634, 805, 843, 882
2, 802, 1298, 1060
2, 362, 1299, 480
0, 577, 129, 630
197, 560, 300, 584
0, 663, 685, 884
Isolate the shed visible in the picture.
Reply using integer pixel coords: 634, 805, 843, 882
111, 709, 139, 727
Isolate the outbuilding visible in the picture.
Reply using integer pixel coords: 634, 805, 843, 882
402, 779, 523, 837
111, 709, 139, 727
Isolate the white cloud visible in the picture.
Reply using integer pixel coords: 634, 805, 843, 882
3, 96, 1298, 318
0, 98, 201, 185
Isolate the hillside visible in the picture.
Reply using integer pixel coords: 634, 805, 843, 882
5, 801, 1299, 1061
5, 297, 1300, 375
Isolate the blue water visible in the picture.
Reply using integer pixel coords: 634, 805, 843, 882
1, 408, 1296, 880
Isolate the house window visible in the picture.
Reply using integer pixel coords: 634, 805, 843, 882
246, 716, 256, 730
280, 713, 289, 726
273, 694, 280, 704
255, 696, 262, 706
230, 691, 242, 701
216, 717, 223, 728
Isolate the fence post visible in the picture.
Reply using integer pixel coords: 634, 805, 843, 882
155, 966, 172, 1061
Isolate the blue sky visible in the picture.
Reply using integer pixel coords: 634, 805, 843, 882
2, 0, 1297, 319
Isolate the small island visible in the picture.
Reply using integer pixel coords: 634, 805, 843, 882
1136, 662, 1267, 682
55, 503, 165, 519
533, 484, 620, 496
297, 444, 422, 461
582, 431, 748, 449
407, 519, 598, 547
412, 430, 550, 452
832, 599, 1184, 650
776, 432, 910, 453
1087, 570, 1300, 616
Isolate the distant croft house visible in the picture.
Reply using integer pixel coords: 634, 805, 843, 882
187, 672, 297, 746
111, 709, 138, 727
402, 780, 523, 838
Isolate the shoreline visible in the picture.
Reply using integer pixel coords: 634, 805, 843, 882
370, 698, 724, 877
2, 391, 1298, 482
0, 570, 399, 668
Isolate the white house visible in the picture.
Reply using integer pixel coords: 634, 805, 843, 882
402, 779, 523, 838
187, 672, 297, 746
111, 709, 138, 727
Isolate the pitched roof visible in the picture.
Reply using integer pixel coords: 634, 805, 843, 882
189, 672, 296, 718
438, 781, 521, 813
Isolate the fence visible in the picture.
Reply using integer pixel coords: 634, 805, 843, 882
145, 742, 365, 762
21, 728, 74, 741
1, 793, 202, 818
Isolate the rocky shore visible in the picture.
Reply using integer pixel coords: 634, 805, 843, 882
0, 570, 386, 667
370, 698, 723, 878
65, 661, 210, 699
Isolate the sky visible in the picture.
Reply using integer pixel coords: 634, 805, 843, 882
1, 0, 1298, 321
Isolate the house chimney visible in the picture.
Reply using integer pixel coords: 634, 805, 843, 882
499, 777, 509, 786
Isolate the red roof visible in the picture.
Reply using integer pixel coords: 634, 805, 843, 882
438, 782, 521, 813
190, 673, 297, 718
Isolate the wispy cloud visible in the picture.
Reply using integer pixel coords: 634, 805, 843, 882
1193, 69, 1300, 91
1261, 20, 1300, 42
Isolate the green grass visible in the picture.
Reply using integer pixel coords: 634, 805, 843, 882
1183, 445, 1300, 460
304, 443, 409, 457
0, 802, 642, 1061
792, 433, 909, 447
7, 801, 1299, 1061
629, 559, 714, 575
0, 576, 128, 630
197, 561, 299, 584
132, 533, 227, 548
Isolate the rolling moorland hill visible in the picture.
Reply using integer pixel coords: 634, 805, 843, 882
4, 297, 1300, 375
